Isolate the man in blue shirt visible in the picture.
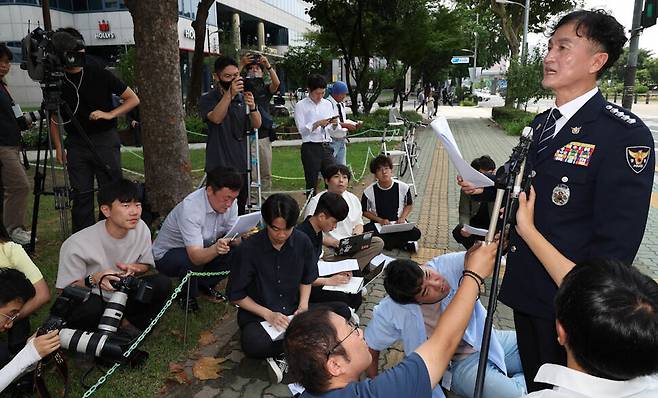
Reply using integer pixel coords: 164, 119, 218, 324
365, 252, 525, 398
284, 242, 497, 398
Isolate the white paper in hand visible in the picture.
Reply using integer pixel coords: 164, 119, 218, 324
317, 259, 359, 277
375, 222, 415, 234
223, 211, 262, 238
323, 277, 364, 294
431, 117, 494, 188
261, 315, 294, 341
462, 224, 488, 237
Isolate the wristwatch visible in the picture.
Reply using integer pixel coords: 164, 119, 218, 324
249, 108, 258, 113
84, 274, 97, 288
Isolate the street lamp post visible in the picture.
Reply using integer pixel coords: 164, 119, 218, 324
496, 0, 530, 62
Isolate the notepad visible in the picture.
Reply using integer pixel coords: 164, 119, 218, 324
375, 222, 416, 234
260, 315, 293, 341
317, 259, 359, 277
323, 277, 364, 294
462, 225, 488, 237
222, 211, 262, 238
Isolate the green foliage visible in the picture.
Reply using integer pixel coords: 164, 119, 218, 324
279, 40, 333, 89
505, 48, 551, 107
185, 114, 207, 143
460, 99, 477, 106
491, 106, 536, 136
636, 84, 649, 94
116, 46, 137, 89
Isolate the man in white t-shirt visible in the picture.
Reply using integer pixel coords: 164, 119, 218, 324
305, 164, 383, 273
56, 179, 171, 333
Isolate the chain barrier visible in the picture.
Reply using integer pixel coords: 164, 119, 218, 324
81, 270, 230, 398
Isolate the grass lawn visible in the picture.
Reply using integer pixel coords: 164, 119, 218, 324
2, 140, 385, 398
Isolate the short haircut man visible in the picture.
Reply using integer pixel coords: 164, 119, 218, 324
527, 259, 658, 397
55, 178, 171, 333
364, 253, 526, 398
305, 164, 384, 273
153, 166, 242, 311
294, 74, 339, 194
200, 56, 261, 214
363, 155, 421, 251
49, 27, 140, 233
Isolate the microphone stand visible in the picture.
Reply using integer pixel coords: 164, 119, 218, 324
473, 127, 533, 398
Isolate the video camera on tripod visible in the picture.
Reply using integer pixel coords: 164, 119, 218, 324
38, 275, 153, 364
20, 27, 85, 84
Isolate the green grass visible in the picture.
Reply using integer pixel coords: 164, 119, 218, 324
1, 139, 386, 397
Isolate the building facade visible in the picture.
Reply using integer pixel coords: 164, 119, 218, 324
0, 0, 312, 105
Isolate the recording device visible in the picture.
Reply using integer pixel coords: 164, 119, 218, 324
248, 52, 261, 65
38, 276, 153, 363
243, 75, 265, 95
20, 27, 85, 82
14, 106, 45, 132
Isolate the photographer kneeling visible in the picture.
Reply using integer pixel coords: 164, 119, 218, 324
0, 269, 60, 392
55, 179, 171, 335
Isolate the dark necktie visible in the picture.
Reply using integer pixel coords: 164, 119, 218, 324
536, 108, 562, 154
337, 103, 344, 122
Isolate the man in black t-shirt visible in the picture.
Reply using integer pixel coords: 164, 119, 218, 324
362, 155, 421, 251
49, 28, 140, 232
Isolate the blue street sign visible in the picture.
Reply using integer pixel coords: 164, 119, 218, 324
451, 56, 471, 64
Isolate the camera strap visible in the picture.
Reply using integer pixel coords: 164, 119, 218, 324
34, 349, 69, 398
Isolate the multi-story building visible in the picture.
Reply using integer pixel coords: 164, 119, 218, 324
0, 0, 312, 105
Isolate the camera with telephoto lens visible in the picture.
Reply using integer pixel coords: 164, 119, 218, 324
20, 27, 85, 83
15, 109, 45, 132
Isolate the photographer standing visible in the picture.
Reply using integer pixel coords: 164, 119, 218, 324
49, 28, 140, 233
200, 56, 262, 215
0, 43, 31, 244
240, 53, 280, 196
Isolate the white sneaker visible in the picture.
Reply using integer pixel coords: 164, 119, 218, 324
10, 227, 32, 245
349, 308, 360, 326
266, 356, 288, 384
360, 287, 368, 297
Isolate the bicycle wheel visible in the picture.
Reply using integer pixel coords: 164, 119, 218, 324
399, 151, 409, 177
409, 141, 419, 168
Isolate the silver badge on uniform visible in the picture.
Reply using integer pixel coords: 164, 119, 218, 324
552, 184, 570, 206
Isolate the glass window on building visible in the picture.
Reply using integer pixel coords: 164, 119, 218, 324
72, 0, 87, 11
88, 0, 102, 11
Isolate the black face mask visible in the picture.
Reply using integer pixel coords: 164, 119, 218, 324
219, 80, 232, 91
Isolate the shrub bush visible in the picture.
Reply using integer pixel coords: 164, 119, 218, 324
491, 106, 536, 136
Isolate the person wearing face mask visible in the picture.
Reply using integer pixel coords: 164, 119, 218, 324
200, 56, 262, 215
363, 251, 526, 398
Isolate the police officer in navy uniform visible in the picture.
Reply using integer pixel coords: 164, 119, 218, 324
459, 10, 654, 392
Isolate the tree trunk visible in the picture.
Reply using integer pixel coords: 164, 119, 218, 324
185, 0, 215, 115
125, 0, 193, 216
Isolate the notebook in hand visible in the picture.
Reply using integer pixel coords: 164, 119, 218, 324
336, 232, 373, 256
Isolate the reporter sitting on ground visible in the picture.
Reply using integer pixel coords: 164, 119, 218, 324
362, 155, 421, 251
153, 166, 242, 312
0, 269, 60, 393
365, 251, 526, 398
55, 179, 171, 334
526, 259, 658, 397
305, 164, 384, 275
227, 193, 350, 383
296, 191, 363, 312
0, 225, 50, 364
284, 242, 497, 398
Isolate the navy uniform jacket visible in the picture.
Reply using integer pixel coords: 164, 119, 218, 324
499, 91, 654, 319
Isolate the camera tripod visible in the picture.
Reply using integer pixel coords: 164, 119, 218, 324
27, 77, 112, 253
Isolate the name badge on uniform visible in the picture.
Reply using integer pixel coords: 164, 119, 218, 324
553, 142, 596, 167
626, 146, 651, 174
552, 183, 570, 206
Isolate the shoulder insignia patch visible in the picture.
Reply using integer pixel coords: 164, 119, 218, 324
626, 146, 651, 173
606, 104, 637, 125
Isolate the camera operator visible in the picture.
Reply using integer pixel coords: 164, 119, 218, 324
200, 56, 262, 215
49, 28, 140, 233
0, 268, 60, 393
55, 179, 171, 334
0, 43, 31, 245
239, 53, 280, 196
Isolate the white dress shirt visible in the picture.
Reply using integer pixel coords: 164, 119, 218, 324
526, 364, 658, 398
294, 96, 338, 143
548, 86, 599, 140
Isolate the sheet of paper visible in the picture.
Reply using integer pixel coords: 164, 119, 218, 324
288, 383, 305, 395
222, 211, 262, 238
462, 224, 488, 237
323, 277, 364, 294
317, 259, 359, 277
260, 315, 293, 341
431, 117, 494, 188
371, 253, 396, 268
375, 222, 416, 234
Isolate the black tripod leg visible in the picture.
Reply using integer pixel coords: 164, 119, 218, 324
27, 117, 47, 253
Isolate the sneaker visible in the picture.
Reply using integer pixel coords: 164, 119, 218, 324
266, 355, 288, 383
349, 307, 360, 326
10, 227, 32, 245
403, 241, 419, 253
360, 287, 368, 297
177, 296, 200, 313
200, 286, 228, 303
